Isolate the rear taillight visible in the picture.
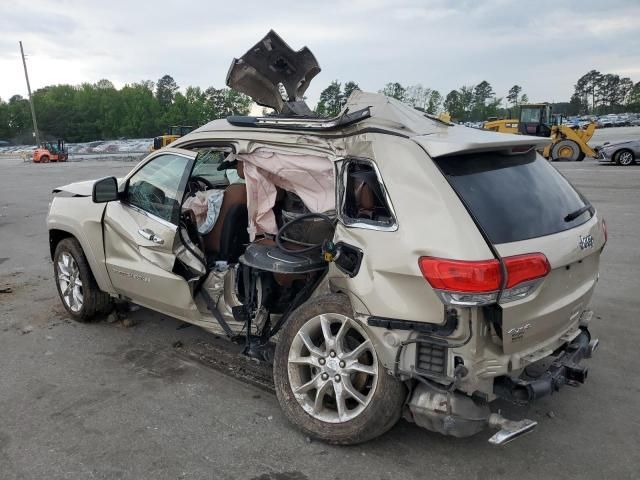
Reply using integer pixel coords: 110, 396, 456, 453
503, 254, 550, 288
419, 253, 550, 306
602, 218, 607, 247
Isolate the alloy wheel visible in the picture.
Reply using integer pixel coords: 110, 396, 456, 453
618, 151, 634, 166
287, 313, 378, 423
56, 252, 84, 312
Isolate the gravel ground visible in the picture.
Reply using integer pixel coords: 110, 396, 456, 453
1, 151, 639, 480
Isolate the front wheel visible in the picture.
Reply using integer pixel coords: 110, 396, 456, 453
551, 140, 582, 161
616, 150, 635, 166
273, 294, 406, 445
54, 238, 112, 321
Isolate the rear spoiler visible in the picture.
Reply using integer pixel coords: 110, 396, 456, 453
414, 126, 549, 158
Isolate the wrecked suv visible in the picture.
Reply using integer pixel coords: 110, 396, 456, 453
47, 32, 604, 445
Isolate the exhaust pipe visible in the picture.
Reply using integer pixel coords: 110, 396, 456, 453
487, 413, 537, 446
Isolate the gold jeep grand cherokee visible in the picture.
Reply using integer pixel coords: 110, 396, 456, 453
47, 31, 604, 446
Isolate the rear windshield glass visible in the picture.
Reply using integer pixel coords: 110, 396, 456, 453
434, 151, 592, 244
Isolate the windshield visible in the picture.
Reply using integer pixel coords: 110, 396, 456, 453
191, 149, 234, 186
434, 151, 592, 244
520, 108, 541, 124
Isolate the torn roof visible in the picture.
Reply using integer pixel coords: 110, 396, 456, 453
192, 90, 549, 158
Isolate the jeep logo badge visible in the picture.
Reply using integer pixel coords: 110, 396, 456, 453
578, 234, 594, 250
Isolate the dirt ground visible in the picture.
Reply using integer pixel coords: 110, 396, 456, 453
1, 149, 639, 479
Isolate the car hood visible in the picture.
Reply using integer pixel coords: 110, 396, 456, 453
53, 178, 124, 197
601, 140, 636, 149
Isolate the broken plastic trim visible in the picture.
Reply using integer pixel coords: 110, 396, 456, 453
226, 107, 371, 131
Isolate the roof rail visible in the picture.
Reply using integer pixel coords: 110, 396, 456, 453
227, 107, 371, 131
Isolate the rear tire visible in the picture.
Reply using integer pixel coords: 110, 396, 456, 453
54, 238, 112, 322
273, 294, 406, 445
615, 150, 635, 166
551, 140, 581, 161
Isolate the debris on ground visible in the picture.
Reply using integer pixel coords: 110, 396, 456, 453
106, 312, 120, 324
173, 340, 183, 349
547, 411, 556, 419
121, 318, 137, 328
21, 325, 33, 334
0, 286, 12, 294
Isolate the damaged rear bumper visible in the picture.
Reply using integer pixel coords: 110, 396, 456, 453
494, 328, 598, 404
406, 328, 598, 445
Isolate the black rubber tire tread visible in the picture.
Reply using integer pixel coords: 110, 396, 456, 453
41, 155, 50, 163
53, 237, 112, 322
551, 140, 581, 161
273, 293, 406, 445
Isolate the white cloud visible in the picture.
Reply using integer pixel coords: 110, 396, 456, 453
1, 0, 638, 105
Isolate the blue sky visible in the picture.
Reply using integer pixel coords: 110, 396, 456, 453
1, 0, 639, 106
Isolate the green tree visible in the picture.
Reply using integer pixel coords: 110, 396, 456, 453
156, 75, 179, 110
575, 70, 602, 113
204, 88, 252, 120
627, 81, 640, 110
405, 84, 431, 110
343, 81, 360, 102
444, 90, 463, 120
507, 85, 522, 106
316, 81, 343, 116
426, 90, 442, 114
380, 82, 406, 101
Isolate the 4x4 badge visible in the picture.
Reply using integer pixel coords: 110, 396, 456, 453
578, 234, 594, 250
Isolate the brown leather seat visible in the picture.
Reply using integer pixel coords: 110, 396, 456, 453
203, 183, 247, 253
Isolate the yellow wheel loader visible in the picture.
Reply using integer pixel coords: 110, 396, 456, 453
484, 104, 596, 161
151, 125, 195, 151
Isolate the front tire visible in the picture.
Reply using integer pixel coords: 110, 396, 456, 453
615, 150, 635, 166
273, 294, 406, 445
551, 140, 581, 161
54, 238, 111, 321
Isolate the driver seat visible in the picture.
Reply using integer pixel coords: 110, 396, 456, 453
203, 183, 249, 264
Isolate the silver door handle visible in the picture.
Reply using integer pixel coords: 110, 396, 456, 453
138, 228, 164, 245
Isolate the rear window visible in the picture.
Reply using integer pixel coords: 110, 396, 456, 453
434, 151, 592, 244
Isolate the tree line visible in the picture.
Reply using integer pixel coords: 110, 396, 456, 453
2, 70, 640, 144
317, 71, 640, 123
0, 75, 252, 144
570, 70, 640, 115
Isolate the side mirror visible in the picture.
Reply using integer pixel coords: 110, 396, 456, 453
92, 176, 119, 203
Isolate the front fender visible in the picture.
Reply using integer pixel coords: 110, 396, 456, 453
47, 196, 116, 295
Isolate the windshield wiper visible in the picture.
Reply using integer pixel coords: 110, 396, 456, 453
564, 204, 593, 222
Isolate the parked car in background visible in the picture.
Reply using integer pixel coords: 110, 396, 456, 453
614, 116, 629, 127
630, 118, 640, 127
596, 139, 640, 165
598, 117, 614, 128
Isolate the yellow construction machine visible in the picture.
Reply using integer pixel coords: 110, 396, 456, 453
151, 125, 195, 151
484, 104, 596, 161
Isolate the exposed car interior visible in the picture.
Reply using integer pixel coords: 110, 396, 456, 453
173, 146, 339, 359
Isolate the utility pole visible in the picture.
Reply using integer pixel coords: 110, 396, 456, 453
19, 41, 41, 146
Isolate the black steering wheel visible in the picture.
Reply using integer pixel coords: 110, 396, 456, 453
186, 175, 215, 196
